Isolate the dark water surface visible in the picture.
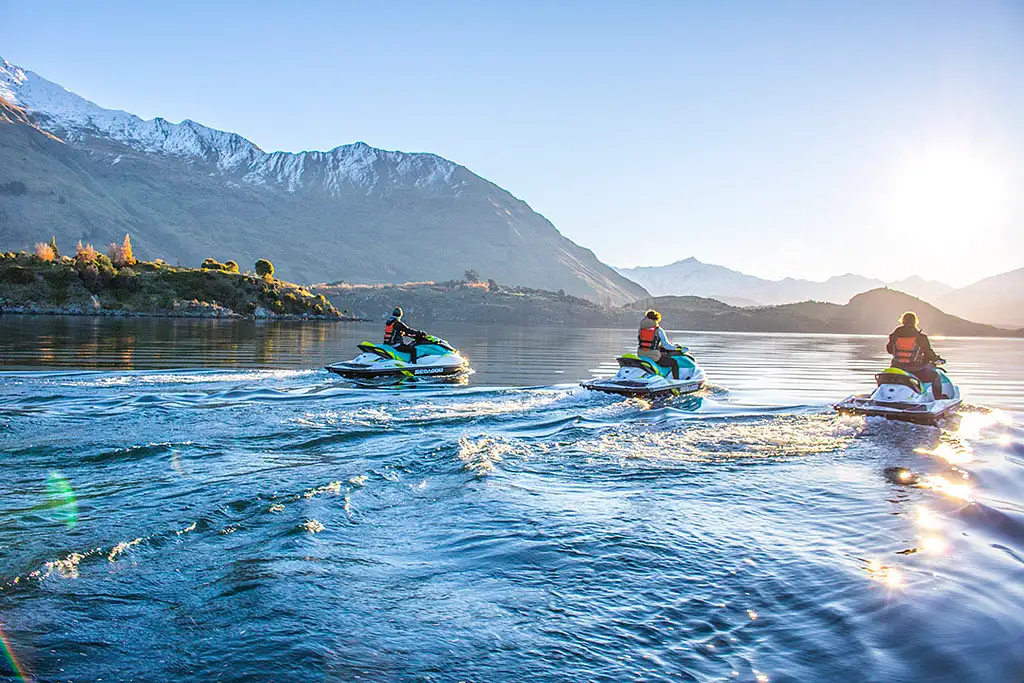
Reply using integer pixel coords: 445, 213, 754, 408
0, 317, 1022, 682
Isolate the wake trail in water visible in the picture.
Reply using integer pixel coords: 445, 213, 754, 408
0, 365, 1022, 682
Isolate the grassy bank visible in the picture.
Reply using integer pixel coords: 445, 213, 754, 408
0, 248, 342, 319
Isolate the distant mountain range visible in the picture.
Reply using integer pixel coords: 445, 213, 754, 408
323, 281, 1020, 337
628, 287, 1017, 337
0, 57, 646, 304
617, 257, 1022, 327
936, 267, 1024, 328
616, 257, 955, 306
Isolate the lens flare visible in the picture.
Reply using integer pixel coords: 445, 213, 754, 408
884, 568, 903, 587
921, 536, 949, 554
0, 624, 31, 682
915, 506, 942, 531
865, 558, 903, 588
45, 471, 78, 529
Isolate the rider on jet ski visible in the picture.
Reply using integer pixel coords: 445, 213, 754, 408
886, 311, 945, 398
638, 309, 684, 379
384, 307, 424, 363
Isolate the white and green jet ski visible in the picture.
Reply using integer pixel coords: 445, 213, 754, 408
326, 335, 471, 386
835, 364, 961, 425
581, 347, 706, 398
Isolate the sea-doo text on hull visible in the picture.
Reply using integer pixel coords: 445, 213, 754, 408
326, 335, 471, 386
582, 348, 706, 398
835, 365, 961, 424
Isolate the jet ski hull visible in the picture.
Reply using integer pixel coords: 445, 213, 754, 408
325, 362, 470, 383
834, 367, 961, 425
581, 377, 704, 398
834, 394, 962, 425
582, 351, 706, 398
326, 339, 471, 386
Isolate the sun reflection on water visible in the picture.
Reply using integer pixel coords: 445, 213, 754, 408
954, 410, 1012, 440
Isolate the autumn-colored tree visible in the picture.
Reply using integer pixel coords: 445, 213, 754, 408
224, 260, 240, 274
48, 236, 60, 259
120, 234, 135, 265
75, 241, 99, 262
33, 242, 56, 261
108, 234, 136, 266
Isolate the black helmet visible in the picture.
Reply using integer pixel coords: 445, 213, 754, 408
392, 306, 403, 318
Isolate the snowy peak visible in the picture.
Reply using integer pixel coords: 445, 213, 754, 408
0, 56, 261, 170
0, 56, 462, 196
616, 257, 959, 306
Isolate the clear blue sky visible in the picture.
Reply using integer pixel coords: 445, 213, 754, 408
3, 0, 1022, 286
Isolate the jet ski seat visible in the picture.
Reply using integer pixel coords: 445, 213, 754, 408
618, 354, 672, 377
875, 368, 923, 394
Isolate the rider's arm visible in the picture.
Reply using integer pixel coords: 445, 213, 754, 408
885, 333, 896, 355
656, 327, 672, 348
918, 333, 939, 362
398, 320, 423, 338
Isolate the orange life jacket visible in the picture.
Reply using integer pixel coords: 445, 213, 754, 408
638, 325, 660, 351
893, 335, 923, 365
384, 320, 397, 345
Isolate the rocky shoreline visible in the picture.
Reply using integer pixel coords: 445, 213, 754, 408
0, 299, 363, 321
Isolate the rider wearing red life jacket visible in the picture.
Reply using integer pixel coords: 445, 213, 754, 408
886, 311, 944, 398
638, 309, 682, 379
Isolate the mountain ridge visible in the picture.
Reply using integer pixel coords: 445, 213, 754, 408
937, 267, 1024, 328
616, 256, 982, 310
615, 257, 888, 306
0, 57, 647, 303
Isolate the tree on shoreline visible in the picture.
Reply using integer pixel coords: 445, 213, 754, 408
255, 259, 274, 279
108, 234, 136, 266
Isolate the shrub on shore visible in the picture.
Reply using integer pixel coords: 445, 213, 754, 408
255, 259, 274, 278
0, 241, 339, 318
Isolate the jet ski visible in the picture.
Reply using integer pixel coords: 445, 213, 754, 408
835, 363, 961, 424
326, 334, 471, 386
581, 347, 706, 398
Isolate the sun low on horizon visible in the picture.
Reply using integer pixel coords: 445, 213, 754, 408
871, 137, 1014, 284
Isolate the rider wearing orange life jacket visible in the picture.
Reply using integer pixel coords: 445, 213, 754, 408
886, 311, 944, 398
638, 309, 682, 379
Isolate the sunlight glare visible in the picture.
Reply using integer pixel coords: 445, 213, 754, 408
885, 141, 1011, 245
921, 535, 948, 554
915, 506, 942, 530
915, 442, 972, 465
955, 410, 1013, 440
924, 475, 973, 501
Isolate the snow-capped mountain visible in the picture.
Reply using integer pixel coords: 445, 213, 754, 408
616, 258, 886, 305
0, 57, 646, 302
0, 58, 460, 196
616, 257, 957, 307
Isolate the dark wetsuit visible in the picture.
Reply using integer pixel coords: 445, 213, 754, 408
886, 324, 942, 397
384, 316, 422, 362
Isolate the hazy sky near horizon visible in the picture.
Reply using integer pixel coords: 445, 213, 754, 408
3, 0, 1022, 287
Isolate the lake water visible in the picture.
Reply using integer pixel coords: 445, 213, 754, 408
0, 317, 1022, 682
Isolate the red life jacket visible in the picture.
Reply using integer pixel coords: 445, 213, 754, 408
638, 325, 660, 351
893, 335, 923, 365
383, 320, 396, 345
